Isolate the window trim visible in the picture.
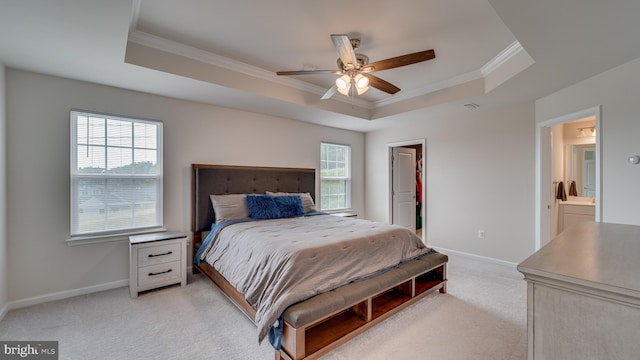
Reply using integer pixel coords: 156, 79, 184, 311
319, 142, 352, 212
68, 109, 164, 244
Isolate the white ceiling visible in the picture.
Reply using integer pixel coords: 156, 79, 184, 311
1, 0, 640, 132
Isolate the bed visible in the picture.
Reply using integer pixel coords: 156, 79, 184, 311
191, 164, 448, 360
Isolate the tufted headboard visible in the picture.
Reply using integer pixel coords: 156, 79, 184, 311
191, 164, 316, 236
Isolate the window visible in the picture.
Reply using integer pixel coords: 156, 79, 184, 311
320, 142, 351, 211
70, 110, 163, 238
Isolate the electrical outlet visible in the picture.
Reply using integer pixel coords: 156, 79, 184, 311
478, 230, 485, 239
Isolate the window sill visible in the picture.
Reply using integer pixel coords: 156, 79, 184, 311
66, 227, 167, 246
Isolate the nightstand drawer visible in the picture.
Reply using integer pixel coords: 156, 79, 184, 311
138, 242, 181, 267
137, 261, 182, 291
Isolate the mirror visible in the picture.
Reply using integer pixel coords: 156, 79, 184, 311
565, 144, 596, 197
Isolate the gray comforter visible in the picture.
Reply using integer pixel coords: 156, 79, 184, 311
200, 214, 429, 343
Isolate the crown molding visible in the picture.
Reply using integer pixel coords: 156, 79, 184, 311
376, 40, 525, 108
374, 69, 484, 107
481, 40, 523, 77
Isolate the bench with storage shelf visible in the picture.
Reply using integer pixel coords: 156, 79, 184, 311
278, 254, 447, 360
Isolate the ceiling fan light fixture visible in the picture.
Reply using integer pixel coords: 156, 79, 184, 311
336, 75, 351, 95
336, 75, 349, 90
355, 85, 368, 95
337, 84, 350, 96
355, 74, 369, 90
354, 81, 368, 95
277, 35, 436, 99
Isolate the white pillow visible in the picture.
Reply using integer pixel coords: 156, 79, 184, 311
266, 191, 316, 213
209, 194, 250, 224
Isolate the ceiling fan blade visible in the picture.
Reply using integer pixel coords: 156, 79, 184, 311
364, 49, 435, 72
363, 74, 401, 94
321, 85, 337, 100
276, 70, 342, 76
331, 34, 357, 69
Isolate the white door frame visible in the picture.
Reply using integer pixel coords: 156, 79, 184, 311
535, 106, 602, 250
387, 139, 427, 241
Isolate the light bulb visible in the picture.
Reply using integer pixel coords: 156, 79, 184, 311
336, 75, 349, 90
355, 74, 369, 89
353, 74, 369, 95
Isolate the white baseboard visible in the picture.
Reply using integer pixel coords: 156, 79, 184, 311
6, 279, 128, 313
432, 246, 519, 270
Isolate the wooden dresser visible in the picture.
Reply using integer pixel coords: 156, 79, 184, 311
518, 222, 640, 360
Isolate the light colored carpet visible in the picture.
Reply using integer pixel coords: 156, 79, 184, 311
0, 254, 527, 360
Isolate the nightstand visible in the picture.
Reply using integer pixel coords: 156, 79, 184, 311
129, 232, 187, 298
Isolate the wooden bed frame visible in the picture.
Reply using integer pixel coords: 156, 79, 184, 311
191, 164, 447, 360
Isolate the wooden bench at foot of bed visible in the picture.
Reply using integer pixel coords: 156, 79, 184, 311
195, 252, 447, 360
276, 252, 448, 360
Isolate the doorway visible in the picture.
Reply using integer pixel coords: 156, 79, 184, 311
535, 106, 601, 250
387, 139, 426, 242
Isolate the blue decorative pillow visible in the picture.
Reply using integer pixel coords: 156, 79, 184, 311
246, 194, 281, 220
273, 195, 305, 218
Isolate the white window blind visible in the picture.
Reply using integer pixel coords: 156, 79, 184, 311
70, 110, 163, 237
320, 142, 351, 211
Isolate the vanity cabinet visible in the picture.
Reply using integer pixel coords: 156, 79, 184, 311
558, 203, 595, 234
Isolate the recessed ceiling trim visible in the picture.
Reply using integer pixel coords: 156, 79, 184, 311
480, 40, 523, 77
127, 30, 319, 92
375, 41, 525, 108
127, 3, 523, 115
374, 69, 484, 108
127, 30, 373, 109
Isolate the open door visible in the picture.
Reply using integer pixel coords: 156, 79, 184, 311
392, 147, 416, 231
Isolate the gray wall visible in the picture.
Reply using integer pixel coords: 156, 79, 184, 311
5, 69, 365, 303
0, 65, 7, 317
365, 102, 536, 264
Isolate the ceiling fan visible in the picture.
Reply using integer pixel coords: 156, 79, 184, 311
276, 34, 436, 100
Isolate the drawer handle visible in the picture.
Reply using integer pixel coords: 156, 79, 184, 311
148, 269, 172, 276
148, 251, 173, 258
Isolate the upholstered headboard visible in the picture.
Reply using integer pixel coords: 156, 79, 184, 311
191, 164, 316, 235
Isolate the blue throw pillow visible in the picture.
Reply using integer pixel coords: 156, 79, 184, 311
246, 195, 281, 220
273, 195, 305, 218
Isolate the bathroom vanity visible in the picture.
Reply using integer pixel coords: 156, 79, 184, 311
557, 198, 595, 234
